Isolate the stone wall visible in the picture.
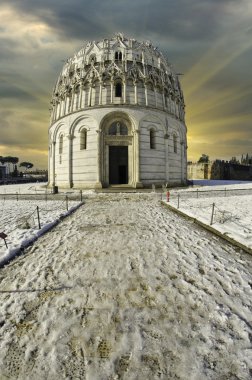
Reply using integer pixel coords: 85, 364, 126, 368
187, 161, 252, 181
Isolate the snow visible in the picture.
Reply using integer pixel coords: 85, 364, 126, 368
165, 182, 252, 250
0, 185, 83, 265
190, 179, 252, 187
0, 187, 251, 379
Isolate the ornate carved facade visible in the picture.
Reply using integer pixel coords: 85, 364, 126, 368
48, 33, 187, 188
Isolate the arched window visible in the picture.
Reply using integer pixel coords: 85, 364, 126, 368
108, 121, 128, 135
173, 134, 177, 153
80, 129, 87, 150
59, 135, 63, 154
115, 82, 122, 97
120, 124, 128, 135
89, 54, 96, 64
115, 51, 122, 61
150, 129, 156, 149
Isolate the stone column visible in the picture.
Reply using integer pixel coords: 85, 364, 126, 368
162, 91, 166, 110
54, 103, 58, 120
164, 134, 170, 183
134, 82, 137, 104
82, 86, 86, 108
154, 88, 157, 107
95, 130, 103, 188
99, 83, 102, 105
180, 141, 184, 183
123, 81, 126, 103
133, 130, 143, 188
61, 99, 65, 116
70, 92, 75, 112
67, 135, 74, 188
48, 144, 51, 184
143, 61, 146, 76
52, 141, 56, 186
52, 104, 56, 122
88, 84, 92, 106
168, 96, 172, 113
64, 97, 68, 114
144, 84, 148, 106
110, 81, 114, 103
59, 100, 62, 117
62, 98, 66, 115
79, 87, 83, 109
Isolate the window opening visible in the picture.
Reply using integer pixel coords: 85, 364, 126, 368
173, 134, 177, 153
89, 54, 96, 64
108, 121, 128, 135
150, 129, 156, 149
115, 51, 122, 61
115, 82, 122, 97
80, 129, 87, 150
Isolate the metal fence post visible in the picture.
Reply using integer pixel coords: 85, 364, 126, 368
210, 203, 215, 225
177, 194, 180, 209
36, 206, 41, 229
66, 195, 68, 211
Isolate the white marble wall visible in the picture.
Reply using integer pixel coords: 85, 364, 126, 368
49, 107, 187, 188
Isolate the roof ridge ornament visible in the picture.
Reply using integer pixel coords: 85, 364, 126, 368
115, 32, 125, 42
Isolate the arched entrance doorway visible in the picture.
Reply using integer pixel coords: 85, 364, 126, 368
99, 112, 141, 187
109, 145, 128, 184
108, 121, 129, 185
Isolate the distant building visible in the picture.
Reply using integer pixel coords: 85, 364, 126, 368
188, 160, 252, 181
187, 162, 211, 180
211, 160, 252, 181
48, 33, 187, 189
0, 165, 7, 179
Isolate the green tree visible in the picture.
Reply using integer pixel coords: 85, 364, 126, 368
198, 154, 209, 163
9, 157, 19, 172
0, 156, 6, 165
19, 162, 34, 170
3, 156, 14, 177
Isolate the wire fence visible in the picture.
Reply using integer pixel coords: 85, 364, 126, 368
0, 195, 83, 250
0, 189, 84, 202
170, 187, 252, 199
161, 189, 246, 227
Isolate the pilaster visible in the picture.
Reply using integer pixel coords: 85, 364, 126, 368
67, 134, 74, 188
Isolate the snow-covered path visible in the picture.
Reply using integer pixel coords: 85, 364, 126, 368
0, 193, 251, 379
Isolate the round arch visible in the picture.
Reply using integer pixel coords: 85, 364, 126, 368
98, 111, 141, 188
70, 115, 97, 136
52, 122, 66, 142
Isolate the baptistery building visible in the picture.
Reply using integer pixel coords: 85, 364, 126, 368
48, 33, 187, 188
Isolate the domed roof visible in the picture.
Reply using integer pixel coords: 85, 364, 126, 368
61, 33, 172, 74
50, 33, 185, 123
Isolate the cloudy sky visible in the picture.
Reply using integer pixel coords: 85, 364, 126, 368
0, 0, 251, 169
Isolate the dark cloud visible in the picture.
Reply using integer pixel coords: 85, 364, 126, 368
0, 80, 35, 100
2, 0, 248, 43
0, 0, 251, 166
0, 38, 20, 61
